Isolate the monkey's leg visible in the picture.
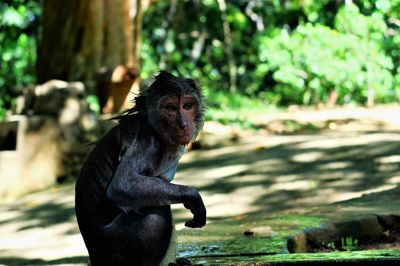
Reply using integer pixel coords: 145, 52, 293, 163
162, 214, 177, 266
103, 206, 173, 266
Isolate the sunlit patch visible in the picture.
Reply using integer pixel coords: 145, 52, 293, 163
180, 144, 250, 162
316, 171, 348, 182
203, 185, 264, 217
322, 172, 363, 188
0, 209, 20, 222
253, 158, 286, 168
202, 164, 248, 180
269, 180, 317, 191
174, 185, 265, 229
387, 176, 400, 184
275, 174, 300, 183
329, 184, 398, 203
228, 174, 269, 183
296, 133, 400, 149
317, 161, 352, 170
377, 162, 399, 173
376, 155, 400, 164
292, 151, 324, 163
328, 122, 337, 130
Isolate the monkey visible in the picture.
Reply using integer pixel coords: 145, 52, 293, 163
75, 71, 206, 266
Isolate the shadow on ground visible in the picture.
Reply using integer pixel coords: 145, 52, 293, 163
174, 129, 399, 224
0, 109, 399, 265
0, 256, 88, 266
0, 201, 75, 232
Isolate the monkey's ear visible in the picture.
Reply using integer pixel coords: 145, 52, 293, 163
155, 71, 175, 81
185, 78, 200, 90
185, 78, 203, 99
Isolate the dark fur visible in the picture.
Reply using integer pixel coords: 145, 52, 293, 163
75, 72, 206, 266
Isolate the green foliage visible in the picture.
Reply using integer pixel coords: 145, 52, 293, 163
140, 0, 399, 110
257, 3, 396, 105
323, 237, 360, 252
86, 95, 100, 114
0, 0, 41, 120
1, 0, 400, 122
341, 237, 359, 251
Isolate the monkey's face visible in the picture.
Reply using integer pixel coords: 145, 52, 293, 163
148, 95, 199, 146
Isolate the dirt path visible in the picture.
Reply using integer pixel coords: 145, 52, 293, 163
0, 106, 399, 265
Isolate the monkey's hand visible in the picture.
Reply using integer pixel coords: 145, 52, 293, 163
183, 188, 206, 228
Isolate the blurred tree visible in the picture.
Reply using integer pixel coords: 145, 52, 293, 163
217, 0, 237, 93
1, 0, 399, 119
37, 0, 143, 88
0, 0, 40, 118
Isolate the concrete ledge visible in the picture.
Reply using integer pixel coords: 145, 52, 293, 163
0, 115, 62, 199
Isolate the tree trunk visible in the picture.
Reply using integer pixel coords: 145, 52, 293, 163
37, 0, 142, 89
217, 0, 237, 93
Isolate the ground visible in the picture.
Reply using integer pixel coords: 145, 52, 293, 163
0, 105, 399, 265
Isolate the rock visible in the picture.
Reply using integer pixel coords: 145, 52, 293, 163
287, 215, 400, 253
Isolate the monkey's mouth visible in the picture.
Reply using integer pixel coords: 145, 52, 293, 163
176, 132, 192, 144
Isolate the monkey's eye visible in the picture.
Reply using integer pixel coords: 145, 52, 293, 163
183, 102, 194, 110
165, 104, 178, 112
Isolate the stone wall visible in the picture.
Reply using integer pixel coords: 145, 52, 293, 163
0, 80, 104, 199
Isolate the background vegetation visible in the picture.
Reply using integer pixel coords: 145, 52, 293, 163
0, 0, 399, 122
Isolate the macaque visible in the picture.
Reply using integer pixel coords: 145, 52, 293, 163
75, 71, 206, 265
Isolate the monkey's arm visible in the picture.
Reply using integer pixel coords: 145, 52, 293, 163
106, 152, 206, 228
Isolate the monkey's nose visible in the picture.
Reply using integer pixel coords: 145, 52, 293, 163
178, 115, 187, 129
179, 121, 187, 129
